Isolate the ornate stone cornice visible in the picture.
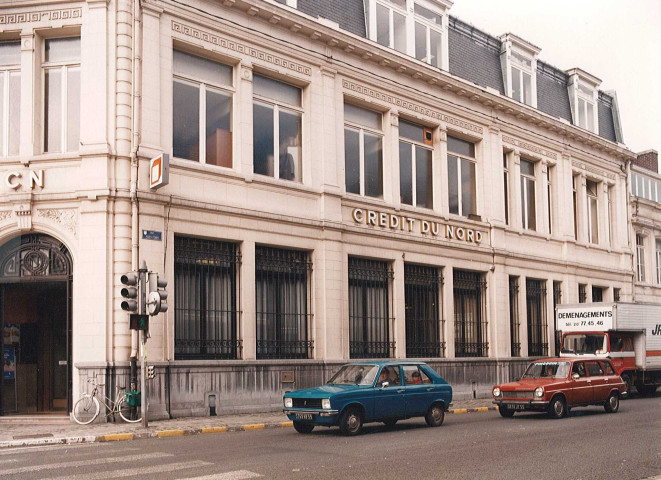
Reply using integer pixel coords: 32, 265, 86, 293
172, 20, 312, 76
0, 8, 82, 26
342, 80, 483, 135
571, 160, 617, 181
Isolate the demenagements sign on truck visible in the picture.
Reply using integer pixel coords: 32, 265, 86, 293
556, 302, 661, 396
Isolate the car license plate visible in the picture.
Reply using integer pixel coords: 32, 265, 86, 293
506, 404, 526, 411
295, 413, 313, 420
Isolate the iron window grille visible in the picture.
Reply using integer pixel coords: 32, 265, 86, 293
255, 246, 313, 359
553, 281, 562, 355
174, 236, 241, 360
613, 288, 621, 303
578, 284, 587, 303
349, 257, 394, 358
526, 278, 547, 357
592, 286, 603, 303
405, 264, 444, 358
453, 269, 488, 357
509, 276, 520, 357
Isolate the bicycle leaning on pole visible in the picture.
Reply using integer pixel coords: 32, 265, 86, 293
72, 377, 142, 425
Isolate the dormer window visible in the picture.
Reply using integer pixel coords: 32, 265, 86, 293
499, 33, 539, 108
375, 0, 408, 54
366, 0, 450, 70
566, 68, 600, 134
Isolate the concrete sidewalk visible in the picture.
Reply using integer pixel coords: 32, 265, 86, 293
0, 398, 495, 449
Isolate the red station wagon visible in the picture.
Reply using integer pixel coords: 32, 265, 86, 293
492, 358, 626, 419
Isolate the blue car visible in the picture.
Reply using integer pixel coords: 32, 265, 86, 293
283, 361, 453, 435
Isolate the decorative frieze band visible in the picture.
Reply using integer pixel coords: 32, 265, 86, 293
0, 8, 82, 25
38, 209, 78, 237
172, 21, 312, 76
342, 80, 483, 135
502, 135, 558, 160
571, 160, 616, 181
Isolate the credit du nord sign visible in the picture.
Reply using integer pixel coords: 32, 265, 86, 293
351, 207, 484, 244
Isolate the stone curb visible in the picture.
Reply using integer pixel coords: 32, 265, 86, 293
0, 407, 496, 449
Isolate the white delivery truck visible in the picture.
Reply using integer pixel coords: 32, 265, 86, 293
556, 302, 661, 396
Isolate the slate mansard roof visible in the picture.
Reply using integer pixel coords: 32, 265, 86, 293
288, 0, 622, 144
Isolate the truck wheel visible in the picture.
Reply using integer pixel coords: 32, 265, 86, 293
339, 407, 363, 436
637, 384, 658, 396
293, 421, 314, 434
621, 374, 632, 399
548, 396, 567, 419
604, 392, 619, 413
498, 405, 515, 418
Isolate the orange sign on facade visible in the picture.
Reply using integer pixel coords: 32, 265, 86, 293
149, 154, 169, 189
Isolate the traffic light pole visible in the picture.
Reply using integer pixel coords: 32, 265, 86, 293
139, 261, 148, 428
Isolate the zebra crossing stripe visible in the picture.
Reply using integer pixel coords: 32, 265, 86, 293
0, 452, 172, 477
46, 460, 212, 480
175, 470, 263, 480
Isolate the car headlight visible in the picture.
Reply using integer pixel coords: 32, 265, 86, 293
284, 397, 292, 408
322, 398, 331, 410
534, 387, 544, 398
493, 387, 501, 398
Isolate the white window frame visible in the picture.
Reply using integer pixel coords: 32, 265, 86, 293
503, 152, 510, 225
42, 37, 81, 154
586, 179, 599, 244
252, 78, 303, 181
636, 234, 645, 283
447, 138, 477, 218
546, 166, 553, 235
567, 69, 600, 134
270, 0, 297, 7
373, 0, 408, 53
172, 77, 234, 166
499, 34, 539, 108
656, 238, 661, 285
398, 120, 433, 208
344, 105, 384, 198
0, 41, 20, 157
413, 3, 445, 68
367, 0, 451, 70
520, 158, 537, 231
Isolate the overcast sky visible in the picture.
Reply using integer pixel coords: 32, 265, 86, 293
449, 0, 661, 171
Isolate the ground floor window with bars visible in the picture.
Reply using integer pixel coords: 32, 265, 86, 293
174, 236, 241, 359
349, 257, 394, 358
509, 276, 521, 357
553, 281, 562, 355
256, 246, 312, 359
453, 269, 488, 357
405, 264, 444, 358
527, 278, 548, 357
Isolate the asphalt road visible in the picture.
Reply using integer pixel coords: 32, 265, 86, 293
2, 394, 660, 480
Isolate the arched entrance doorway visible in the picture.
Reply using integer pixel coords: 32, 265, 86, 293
0, 234, 72, 415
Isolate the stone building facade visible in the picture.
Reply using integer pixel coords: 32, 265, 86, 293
0, 0, 638, 418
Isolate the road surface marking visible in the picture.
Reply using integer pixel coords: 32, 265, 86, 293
0, 452, 172, 476
175, 470, 263, 480
46, 460, 212, 480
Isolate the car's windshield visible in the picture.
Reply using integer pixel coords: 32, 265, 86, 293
327, 365, 379, 386
522, 361, 570, 379
561, 334, 607, 354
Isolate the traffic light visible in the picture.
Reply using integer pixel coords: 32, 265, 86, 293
147, 272, 168, 315
120, 272, 139, 312
147, 365, 155, 379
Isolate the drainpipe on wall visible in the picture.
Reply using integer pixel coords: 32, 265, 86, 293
625, 158, 635, 302
129, 0, 143, 389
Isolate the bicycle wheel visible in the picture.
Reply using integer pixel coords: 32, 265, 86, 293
72, 394, 100, 425
117, 394, 142, 423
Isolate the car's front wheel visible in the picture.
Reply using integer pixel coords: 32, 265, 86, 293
293, 421, 314, 434
604, 392, 620, 413
339, 407, 363, 436
548, 396, 567, 419
425, 403, 445, 427
498, 405, 515, 418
